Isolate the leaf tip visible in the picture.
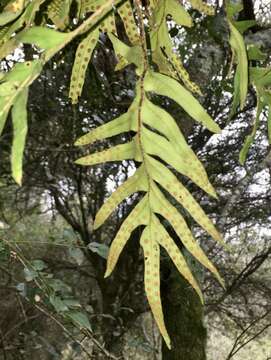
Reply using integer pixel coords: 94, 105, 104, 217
104, 268, 111, 278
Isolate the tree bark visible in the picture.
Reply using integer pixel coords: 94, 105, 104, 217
161, 264, 207, 360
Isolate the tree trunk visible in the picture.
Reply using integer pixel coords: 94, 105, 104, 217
161, 264, 207, 360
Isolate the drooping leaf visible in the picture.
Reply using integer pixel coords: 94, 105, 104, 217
142, 127, 217, 197
11, 88, 28, 185
105, 195, 149, 277
149, 182, 224, 287
140, 224, 171, 349
151, 215, 203, 301
69, 28, 99, 104
228, 21, 248, 110
239, 93, 264, 165
0, 60, 42, 136
146, 156, 224, 246
117, 1, 139, 44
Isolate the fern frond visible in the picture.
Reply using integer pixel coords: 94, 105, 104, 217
75, 30, 224, 346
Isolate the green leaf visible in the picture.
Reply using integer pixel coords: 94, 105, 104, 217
24, 267, 38, 282
153, 215, 203, 302
239, 94, 264, 165
247, 44, 267, 61
48, 279, 72, 294
108, 33, 143, 73
11, 88, 28, 185
142, 127, 217, 197
0, 11, 21, 26
234, 20, 257, 34
226, 1, 243, 19
75, 138, 141, 166
94, 165, 148, 229
249, 67, 271, 88
268, 104, 271, 144
144, 71, 221, 134
149, 182, 224, 287
0, 0, 25, 26
117, 1, 139, 44
140, 224, 171, 349
0, 81, 20, 96
66, 310, 92, 331
17, 26, 70, 51
75, 112, 131, 146
146, 156, 225, 247
141, 98, 211, 188
229, 67, 240, 119
88, 242, 109, 259
50, 295, 69, 313
105, 195, 149, 277
69, 28, 99, 104
31, 259, 47, 271
166, 0, 193, 27
0, 60, 42, 137
47, 0, 72, 30
228, 21, 248, 110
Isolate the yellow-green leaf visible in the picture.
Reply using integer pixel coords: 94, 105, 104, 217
17, 26, 70, 51
69, 28, 99, 104
140, 223, 171, 349
105, 195, 149, 277
146, 156, 224, 246
142, 127, 217, 197
228, 21, 248, 110
75, 112, 130, 146
11, 88, 28, 185
75, 138, 140, 166
118, 1, 139, 44
149, 182, 224, 287
94, 165, 148, 229
144, 71, 221, 134
47, 0, 72, 30
152, 215, 203, 302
